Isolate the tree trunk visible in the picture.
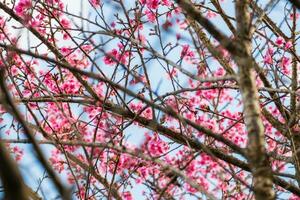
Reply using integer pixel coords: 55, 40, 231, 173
235, 1, 275, 199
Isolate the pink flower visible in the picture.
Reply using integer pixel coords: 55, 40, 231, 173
110, 22, 116, 28
129, 75, 147, 85
60, 47, 71, 55
275, 36, 284, 46
215, 68, 225, 77
147, 0, 159, 9
103, 48, 130, 66
138, 33, 146, 44
12, 146, 23, 161
15, 0, 32, 19
63, 33, 69, 40
104, 49, 119, 65
264, 48, 274, 65
281, 56, 291, 68
181, 45, 195, 61
60, 18, 70, 28
162, 0, 171, 6
289, 12, 300, 20
279, 56, 291, 75
122, 192, 133, 200
206, 10, 217, 18
139, 0, 159, 9
285, 41, 293, 49
142, 133, 169, 157
90, 0, 100, 7
167, 68, 178, 79
145, 9, 156, 23
162, 20, 172, 30
264, 54, 273, 65
267, 47, 274, 55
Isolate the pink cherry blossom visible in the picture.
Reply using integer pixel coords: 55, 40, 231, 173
285, 41, 293, 49
275, 36, 284, 46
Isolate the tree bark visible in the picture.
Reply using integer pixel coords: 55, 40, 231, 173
235, 1, 275, 199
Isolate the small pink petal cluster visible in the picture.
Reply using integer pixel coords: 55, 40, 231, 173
90, 0, 100, 7
103, 48, 130, 66
141, 133, 169, 157
139, 0, 159, 10
139, 0, 173, 22
264, 47, 274, 65
180, 45, 195, 61
275, 36, 293, 49
15, 0, 32, 20
280, 56, 291, 75
206, 10, 217, 18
